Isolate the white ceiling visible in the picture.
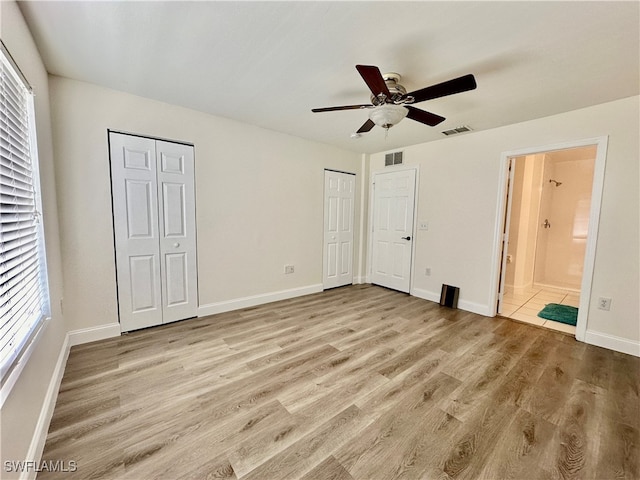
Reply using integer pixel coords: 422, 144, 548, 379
18, 1, 640, 154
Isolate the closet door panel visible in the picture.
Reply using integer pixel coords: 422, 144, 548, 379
156, 140, 198, 324
110, 133, 163, 331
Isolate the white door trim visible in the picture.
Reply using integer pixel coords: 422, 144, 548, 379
490, 136, 609, 342
497, 158, 516, 315
367, 164, 419, 292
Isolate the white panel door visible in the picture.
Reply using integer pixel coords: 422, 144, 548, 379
371, 169, 416, 293
155, 140, 198, 323
323, 170, 355, 289
110, 134, 163, 331
110, 133, 198, 332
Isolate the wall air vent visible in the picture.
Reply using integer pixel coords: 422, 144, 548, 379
385, 151, 403, 166
441, 125, 473, 136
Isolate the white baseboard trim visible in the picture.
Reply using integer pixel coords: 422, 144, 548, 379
353, 276, 365, 285
411, 287, 440, 303
459, 300, 494, 317
68, 322, 121, 346
411, 288, 494, 317
584, 330, 640, 357
22, 322, 121, 479
22, 334, 70, 480
198, 284, 324, 317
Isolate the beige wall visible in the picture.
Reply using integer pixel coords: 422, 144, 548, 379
0, 1, 67, 475
370, 96, 639, 345
48, 76, 363, 332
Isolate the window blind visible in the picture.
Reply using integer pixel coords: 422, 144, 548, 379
0, 45, 49, 384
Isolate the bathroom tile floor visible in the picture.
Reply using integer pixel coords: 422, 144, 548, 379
500, 286, 579, 335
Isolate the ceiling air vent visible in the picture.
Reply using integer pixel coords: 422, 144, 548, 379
385, 151, 403, 166
441, 125, 473, 136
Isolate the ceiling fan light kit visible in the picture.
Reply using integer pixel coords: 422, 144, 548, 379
312, 64, 477, 135
369, 104, 408, 129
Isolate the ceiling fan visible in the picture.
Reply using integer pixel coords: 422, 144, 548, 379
312, 65, 477, 134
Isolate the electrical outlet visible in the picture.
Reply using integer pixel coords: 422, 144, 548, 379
284, 265, 295, 274
425, 267, 431, 276
597, 297, 612, 311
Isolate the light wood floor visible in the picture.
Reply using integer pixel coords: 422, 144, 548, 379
39, 285, 639, 480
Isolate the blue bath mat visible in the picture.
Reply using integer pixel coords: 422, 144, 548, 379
537, 303, 578, 326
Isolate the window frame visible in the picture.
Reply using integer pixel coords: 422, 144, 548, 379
0, 41, 51, 407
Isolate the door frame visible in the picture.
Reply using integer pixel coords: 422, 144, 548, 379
496, 157, 516, 314
490, 136, 608, 342
366, 164, 419, 292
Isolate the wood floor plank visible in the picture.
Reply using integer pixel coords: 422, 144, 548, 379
441, 325, 539, 423
606, 351, 640, 427
540, 379, 606, 480
337, 372, 461, 479
356, 347, 451, 417
292, 370, 388, 423
518, 341, 584, 426
595, 419, 639, 480
441, 403, 520, 479
38, 284, 640, 480
240, 405, 371, 480
299, 456, 354, 480
577, 344, 613, 389
475, 408, 557, 480
226, 408, 306, 477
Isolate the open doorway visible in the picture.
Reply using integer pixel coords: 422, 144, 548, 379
492, 137, 608, 341
500, 146, 596, 334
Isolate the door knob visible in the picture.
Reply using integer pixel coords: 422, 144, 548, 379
542, 219, 551, 229
401, 236, 411, 241
173, 242, 180, 248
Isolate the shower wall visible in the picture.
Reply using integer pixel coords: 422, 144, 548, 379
505, 154, 544, 291
505, 146, 595, 292
534, 147, 596, 290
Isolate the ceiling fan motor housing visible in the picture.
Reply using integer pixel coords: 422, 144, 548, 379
370, 73, 408, 105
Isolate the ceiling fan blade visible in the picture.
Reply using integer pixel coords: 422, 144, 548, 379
356, 65, 391, 99
356, 119, 376, 133
312, 104, 372, 113
407, 74, 477, 104
406, 106, 446, 126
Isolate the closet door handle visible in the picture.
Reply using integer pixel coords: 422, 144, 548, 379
401, 236, 411, 241
173, 242, 180, 248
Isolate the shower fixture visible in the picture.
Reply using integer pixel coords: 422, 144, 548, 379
549, 179, 562, 187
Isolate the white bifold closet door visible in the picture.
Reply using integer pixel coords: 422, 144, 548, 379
323, 170, 355, 289
109, 132, 197, 332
